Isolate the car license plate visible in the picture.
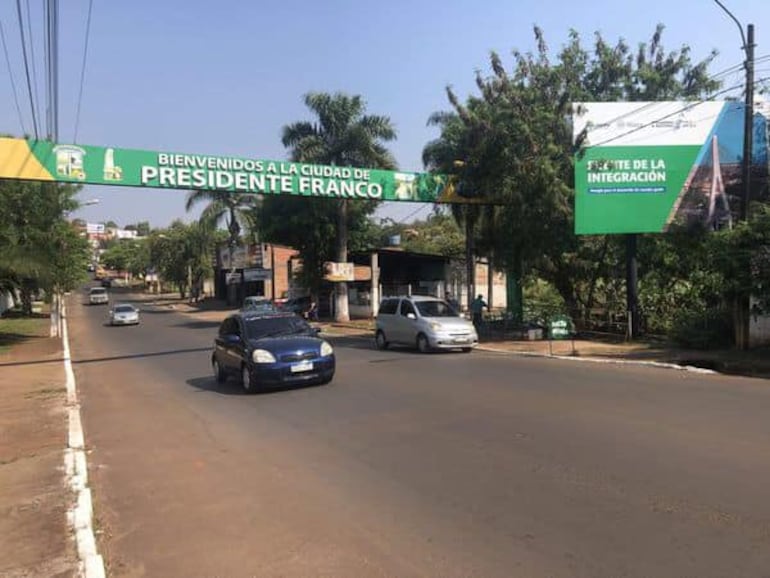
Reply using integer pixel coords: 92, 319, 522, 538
454, 338, 469, 343
291, 360, 313, 373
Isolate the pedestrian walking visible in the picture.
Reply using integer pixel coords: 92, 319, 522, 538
470, 294, 487, 328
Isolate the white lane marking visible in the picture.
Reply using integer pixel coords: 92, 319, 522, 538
62, 302, 106, 578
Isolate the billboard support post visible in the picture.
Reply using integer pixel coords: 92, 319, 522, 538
625, 234, 640, 340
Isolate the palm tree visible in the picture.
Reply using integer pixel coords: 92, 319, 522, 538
282, 92, 397, 322
185, 190, 258, 270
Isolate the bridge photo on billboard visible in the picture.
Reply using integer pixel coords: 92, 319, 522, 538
573, 101, 769, 235
0, 137, 486, 205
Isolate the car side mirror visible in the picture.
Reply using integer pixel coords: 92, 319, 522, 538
224, 334, 241, 344
407, 312, 416, 320
313, 327, 322, 335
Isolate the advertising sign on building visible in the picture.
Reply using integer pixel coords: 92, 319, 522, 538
573, 101, 768, 234
243, 268, 272, 282
324, 262, 355, 282
86, 222, 105, 234
0, 138, 483, 205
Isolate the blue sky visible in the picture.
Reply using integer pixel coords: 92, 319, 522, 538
1, 0, 768, 228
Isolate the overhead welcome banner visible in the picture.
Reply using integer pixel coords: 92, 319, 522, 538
0, 138, 478, 204
573, 101, 768, 234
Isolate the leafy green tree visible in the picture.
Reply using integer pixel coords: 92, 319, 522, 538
0, 178, 88, 314
425, 25, 721, 327
276, 92, 397, 321
185, 191, 258, 284
148, 221, 217, 299
101, 239, 150, 276
374, 212, 465, 257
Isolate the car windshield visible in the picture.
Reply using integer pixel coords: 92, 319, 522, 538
244, 316, 312, 339
415, 300, 459, 318
244, 299, 275, 311
114, 305, 135, 313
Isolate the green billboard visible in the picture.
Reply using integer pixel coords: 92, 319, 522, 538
0, 137, 475, 204
573, 101, 766, 234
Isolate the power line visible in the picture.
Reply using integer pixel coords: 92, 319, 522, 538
586, 77, 770, 149
15, 0, 39, 139
580, 55, 770, 131
44, 0, 58, 140
0, 19, 27, 135
398, 203, 431, 224
24, 0, 41, 131
74, 0, 93, 143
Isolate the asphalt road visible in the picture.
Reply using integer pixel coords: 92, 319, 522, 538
67, 290, 770, 578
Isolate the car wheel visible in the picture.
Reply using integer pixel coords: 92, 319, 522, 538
417, 333, 431, 353
241, 364, 256, 394
212, 358, 227, 384
375, 330, 389, 350
461, 347, 472, 353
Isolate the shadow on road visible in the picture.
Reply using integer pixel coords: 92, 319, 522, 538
173, 320, 221, 330
70, 346, 212, 366
186, 376, 329, 396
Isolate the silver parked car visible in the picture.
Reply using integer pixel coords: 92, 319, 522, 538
375, 295, 478, 353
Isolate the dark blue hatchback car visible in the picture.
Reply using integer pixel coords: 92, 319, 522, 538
212, 312, 335, 393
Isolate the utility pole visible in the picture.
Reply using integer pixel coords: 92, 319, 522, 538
713, 1, 755, 349
741, 23, 755, 222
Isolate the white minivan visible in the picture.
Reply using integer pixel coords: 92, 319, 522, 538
88, 287, 109, 305
375, 295, 478, 353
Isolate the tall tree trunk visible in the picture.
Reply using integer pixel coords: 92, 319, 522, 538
335, 199, 350, 322
465, 208, 475, 312
20, 281, 33, 316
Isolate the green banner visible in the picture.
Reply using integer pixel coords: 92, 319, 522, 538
0, 137, 475, 204
572, 101, 755, 234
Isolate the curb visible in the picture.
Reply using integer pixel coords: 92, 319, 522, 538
319, 328, 719, 375
62, 303, 106, 578
477, 345, 717, 374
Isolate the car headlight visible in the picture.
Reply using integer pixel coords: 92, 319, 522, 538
320, 341, 334, 357
428, 321, 443, 331
252, 349, 276, 363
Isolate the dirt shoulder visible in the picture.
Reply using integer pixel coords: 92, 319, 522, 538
0, 315, 77, 578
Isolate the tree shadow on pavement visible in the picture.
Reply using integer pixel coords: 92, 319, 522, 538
173, 320, 221, 330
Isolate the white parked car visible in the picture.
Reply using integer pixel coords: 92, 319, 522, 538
375, 295, 478, 353
88, 287, 109, 305
109, 303, 140, 326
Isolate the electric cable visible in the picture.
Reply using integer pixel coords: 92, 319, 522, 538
74, 0, 94, 143
586, 76, 770, 149
15, 0, 39, 139
0, 19, 28, 135
24, 0, 41, 132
